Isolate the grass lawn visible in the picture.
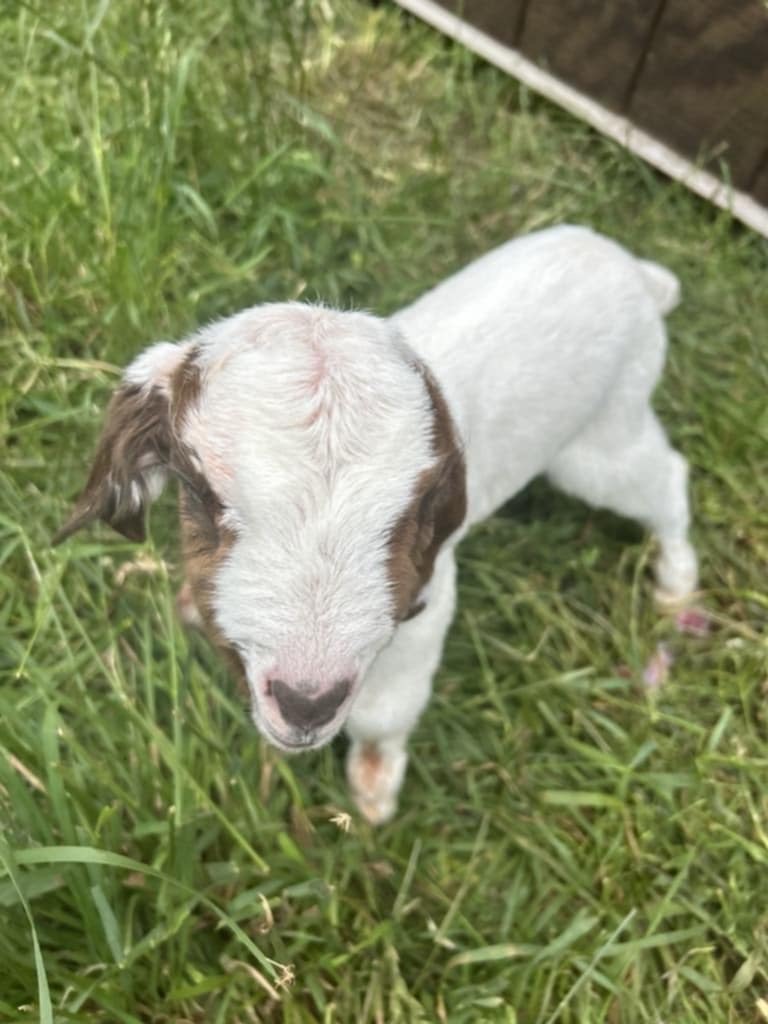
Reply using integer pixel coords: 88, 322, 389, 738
2, 1, 768, 1021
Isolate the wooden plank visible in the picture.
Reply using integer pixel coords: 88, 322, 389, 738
518, 0, 664, 114
629, 0, 768, 192
750, 157, 768, 209
429, 0, 525, 46
393, 0, 768, 238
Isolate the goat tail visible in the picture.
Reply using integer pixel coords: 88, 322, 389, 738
638, 259, 681, 316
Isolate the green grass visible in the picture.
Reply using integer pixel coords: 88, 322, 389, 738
2, 1, 768, 1021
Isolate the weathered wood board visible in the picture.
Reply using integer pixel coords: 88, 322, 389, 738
628, 0, 768, 193
518, 0, 664, 115
430, 0, 525, 46
404, 0, 768, 235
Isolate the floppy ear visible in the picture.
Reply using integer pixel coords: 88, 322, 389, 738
54, 342, 188, 544
386, 360, 468, 622
54, 384, 172, 543
412, 449, 467, 577
413, 361, 467, 568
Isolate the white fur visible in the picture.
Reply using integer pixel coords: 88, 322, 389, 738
179, 305, 438, 751
123, 340, 188, 393
352, 225, 697, 821
123, 225, 697, 822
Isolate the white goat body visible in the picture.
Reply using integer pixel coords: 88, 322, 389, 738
58, 226, 697, 823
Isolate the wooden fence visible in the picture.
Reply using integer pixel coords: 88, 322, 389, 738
394, 0, 768, 236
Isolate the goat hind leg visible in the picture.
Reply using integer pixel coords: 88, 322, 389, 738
547, 410, 698, 607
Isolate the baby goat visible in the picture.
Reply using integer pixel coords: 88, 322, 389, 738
57, 226, 698, 823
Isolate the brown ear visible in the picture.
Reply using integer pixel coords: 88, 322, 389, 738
386, 360, 468, 621
54, 384, 173, 544
413, 449, 467, 577
415, 362, 467, 564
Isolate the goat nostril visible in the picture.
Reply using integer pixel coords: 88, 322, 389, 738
271, 678, 350, 731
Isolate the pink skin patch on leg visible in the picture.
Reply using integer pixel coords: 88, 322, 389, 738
357, 743, 383, 791
674, 606, 712, 637
347, 741, 404, 825
616, 606, 711, 689
642, 643, 674, 690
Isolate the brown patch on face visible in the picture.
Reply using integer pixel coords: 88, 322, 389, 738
170, 353, 244, 682
387, 362, 467, 621
170, 353, 243, 680
178, 481, 229, 614
168, 346, 241, 671
177, 488, 248, 689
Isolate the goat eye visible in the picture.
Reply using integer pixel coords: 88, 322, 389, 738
185, 481, 222, 517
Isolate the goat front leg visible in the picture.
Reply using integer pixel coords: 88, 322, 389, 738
345, 549, 457, 824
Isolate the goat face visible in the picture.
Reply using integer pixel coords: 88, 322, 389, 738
57, 303, 466, 751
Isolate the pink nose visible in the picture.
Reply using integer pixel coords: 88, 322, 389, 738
270, 678, 351, 731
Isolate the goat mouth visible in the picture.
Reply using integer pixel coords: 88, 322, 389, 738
261, 723, 339, 753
